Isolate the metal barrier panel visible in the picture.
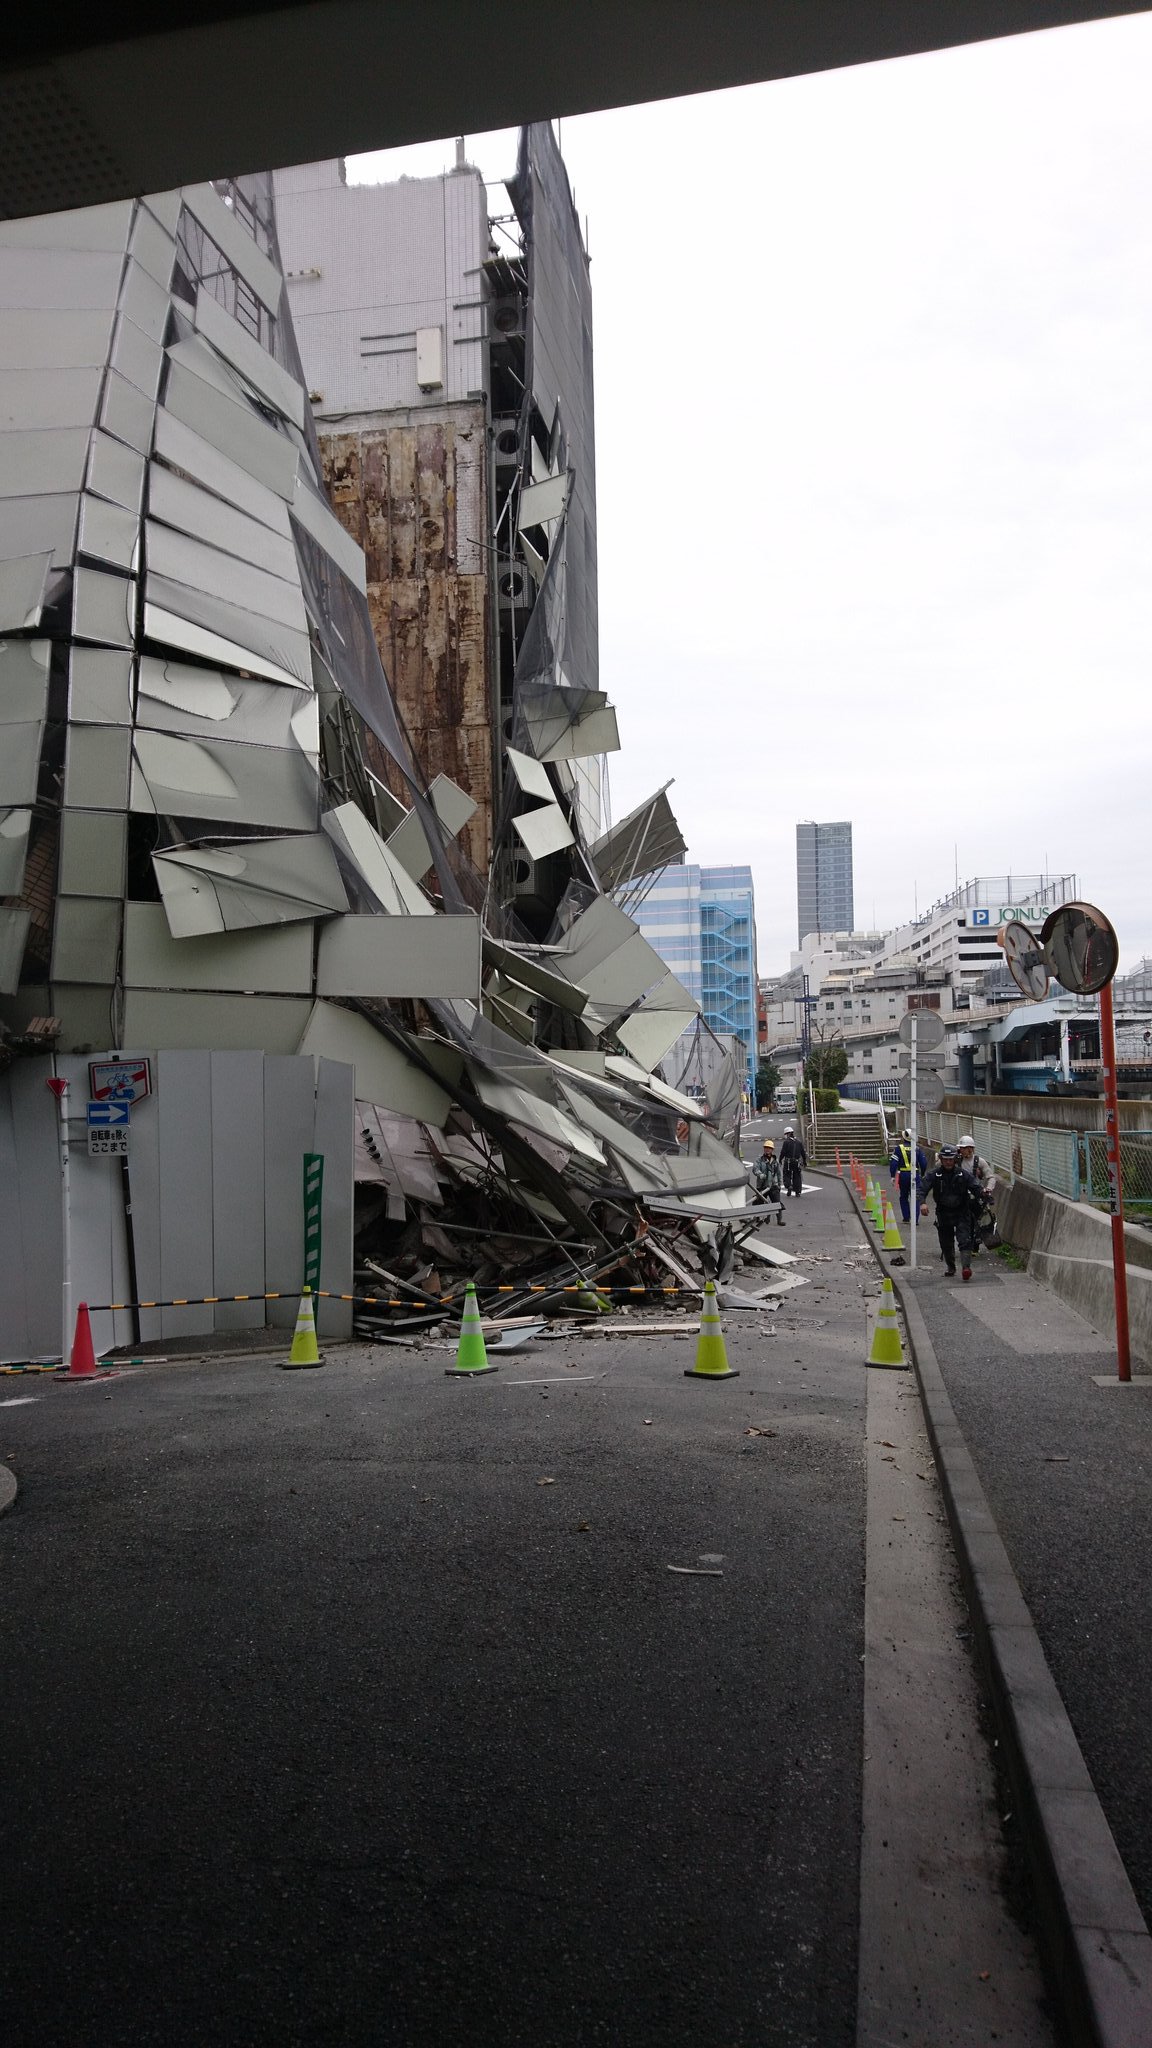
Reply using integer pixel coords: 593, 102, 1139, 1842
1016, 1124, 1041, 1185
918, 1108, 1089, 1204
1084, 1129, 1152, 1214
987, 1121, 1016, 1175
1037, 1126, 1079, 1201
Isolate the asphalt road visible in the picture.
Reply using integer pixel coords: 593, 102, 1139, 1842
0, 1201, 866, 2048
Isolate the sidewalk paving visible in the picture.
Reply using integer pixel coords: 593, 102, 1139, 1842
903, 1238, 1152, 1936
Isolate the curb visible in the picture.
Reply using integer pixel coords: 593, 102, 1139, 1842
0, 1464, 17, 1518
845, 1174, 1152, 2047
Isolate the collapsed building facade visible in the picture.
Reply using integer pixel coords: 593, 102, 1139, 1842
0, 135, 767, 1364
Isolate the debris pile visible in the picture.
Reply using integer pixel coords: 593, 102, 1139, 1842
348, 1010, 803, 1341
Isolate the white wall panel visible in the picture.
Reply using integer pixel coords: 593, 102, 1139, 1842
157, 1049, 215, 1340
0, 309, 117, 370
0, 1061, 63, 1359
123, 902, 313, 993
121, 991, 311, 1052
275, 164, 488, 413
209, 1050, 266, 1332
263, 1053, 317, 1330
312, 1055, 354, 1339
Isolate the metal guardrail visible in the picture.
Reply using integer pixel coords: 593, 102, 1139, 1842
1083, 1131, 1152, 1216
921, 1109, 1081, 1201
919, 1110, 1152, 1212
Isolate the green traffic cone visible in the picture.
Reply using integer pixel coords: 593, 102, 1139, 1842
881, 1200, 904, 1250
684, 1280, 739, 1380
867, 1278, 906, 1368
446, 1280, 497, 1376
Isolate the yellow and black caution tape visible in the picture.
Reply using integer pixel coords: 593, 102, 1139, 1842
77, 1283, 696, 1313
0, 1282, 700, 1370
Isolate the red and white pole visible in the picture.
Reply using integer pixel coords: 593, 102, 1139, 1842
1098, 981, 1131, 1382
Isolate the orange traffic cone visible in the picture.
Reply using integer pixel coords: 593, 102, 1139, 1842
65, 1303, 98, 1379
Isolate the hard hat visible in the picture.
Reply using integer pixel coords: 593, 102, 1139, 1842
958, 1134, 975, 1148
902, 1128, 912, 1140
939, 1144, 958, 1161
784, 1124, 794, 1134
762, 1137, 775, 1149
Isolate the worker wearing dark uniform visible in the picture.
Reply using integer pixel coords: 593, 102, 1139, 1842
779, 1126, 807, 1198
919, 1144, 983, 1280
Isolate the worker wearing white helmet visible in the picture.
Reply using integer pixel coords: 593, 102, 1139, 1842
956, 1135, 994, 1197
957, 1134, 998, 1253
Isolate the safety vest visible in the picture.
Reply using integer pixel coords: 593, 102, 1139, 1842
897, 1144, 911, 1170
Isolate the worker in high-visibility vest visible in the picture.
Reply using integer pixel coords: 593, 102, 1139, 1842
888, 1128, 928, 1223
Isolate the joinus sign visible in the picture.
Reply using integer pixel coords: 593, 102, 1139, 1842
970, 907, 1046, 927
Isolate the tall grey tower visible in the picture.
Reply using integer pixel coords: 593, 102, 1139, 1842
796, 820, 854, 944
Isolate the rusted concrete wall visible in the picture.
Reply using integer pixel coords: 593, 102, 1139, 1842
319, 403, 493, 875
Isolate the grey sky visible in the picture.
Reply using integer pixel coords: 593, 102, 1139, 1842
349, 13, 1152, 976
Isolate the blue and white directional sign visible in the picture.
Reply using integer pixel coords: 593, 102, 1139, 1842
87, 1098, 130, 1156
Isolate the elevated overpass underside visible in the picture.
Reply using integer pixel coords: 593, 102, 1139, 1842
1, 1, 1145, 218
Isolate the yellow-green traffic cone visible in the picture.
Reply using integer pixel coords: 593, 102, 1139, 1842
685, 1280, 739, 1380
881, 1200, 904, 1251
446, 1280, 497, 1376
281, 1286, 324, 1369
867, 1277, 906, 1368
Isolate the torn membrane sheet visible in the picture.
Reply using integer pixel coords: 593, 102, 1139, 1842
516, 681, 621, 763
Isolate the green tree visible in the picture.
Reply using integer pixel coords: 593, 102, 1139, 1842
804, 1041, 848, 1090
755, 1060, 781, 1110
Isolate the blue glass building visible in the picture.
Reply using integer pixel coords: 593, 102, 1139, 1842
632, 864, 759, 1092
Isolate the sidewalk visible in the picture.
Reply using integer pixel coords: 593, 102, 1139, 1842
908, 1243, 1152, 1927
859, 1176, 1152, 2044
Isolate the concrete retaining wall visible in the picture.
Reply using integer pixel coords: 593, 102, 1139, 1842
998, 1178, 1152, 1366
945, 1091, 1152, 1134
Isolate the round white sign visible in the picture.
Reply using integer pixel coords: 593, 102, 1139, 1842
898, 1009, 945, 1050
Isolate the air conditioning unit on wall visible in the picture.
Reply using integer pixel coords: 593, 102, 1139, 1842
489, 295, 526, 340
498, 565, 534, 611
493, 417, 522, 471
